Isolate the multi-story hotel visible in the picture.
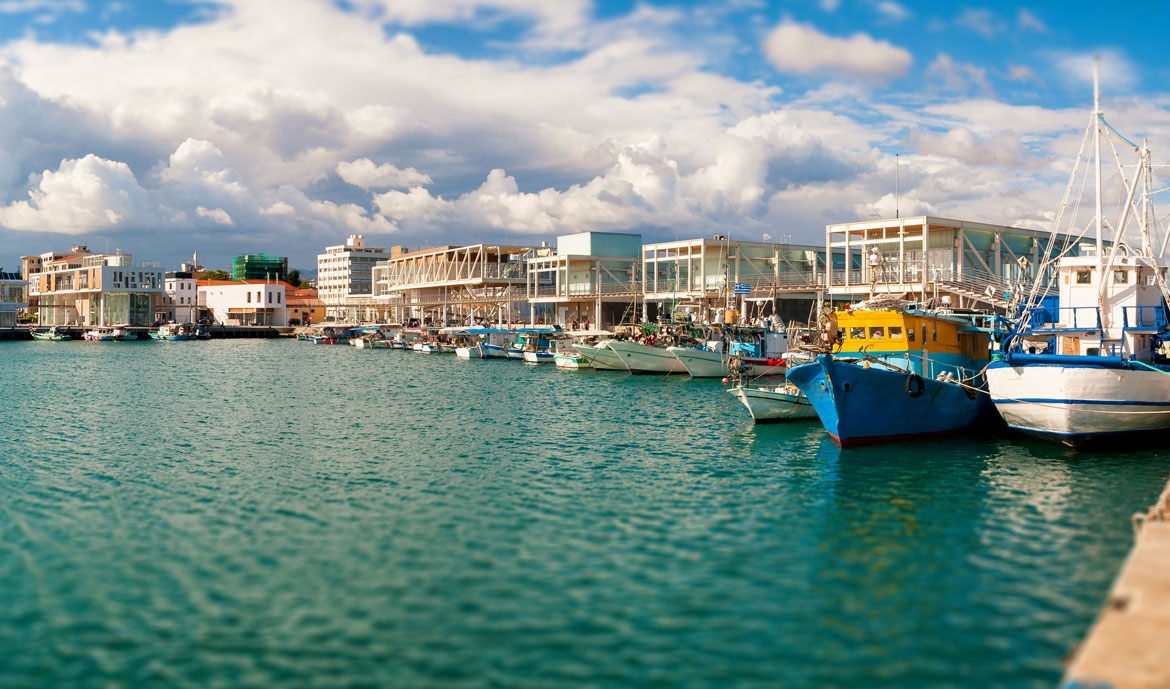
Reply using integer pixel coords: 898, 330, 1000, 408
317, 235, 386, 320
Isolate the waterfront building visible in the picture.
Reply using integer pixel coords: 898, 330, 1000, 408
0, 270, 28, 328
21, 246, 87, 316
526, 232, 643, 328
31, 250, 164, 327
824, 216, 1080, 308
372, 243, 539, 325
163, 271, 198, 324
286, 286, 325, 326
232, 253, 288, 282
317, 235, 386, 321
198, 279, 288, 326
641, 236, 825, 325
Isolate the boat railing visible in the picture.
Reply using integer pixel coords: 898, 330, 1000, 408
1122, 305, 1167, 330
1030, 306, 1101, 332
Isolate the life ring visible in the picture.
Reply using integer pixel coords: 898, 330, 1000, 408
905, 373, 924, 398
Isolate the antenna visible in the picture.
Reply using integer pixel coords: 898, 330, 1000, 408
895, 153, 900, 219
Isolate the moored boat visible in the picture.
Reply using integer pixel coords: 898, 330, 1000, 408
785, 297, 993, 447
669, 326, 789, 378
604, 338, 688, 375
728, 383, 817, 422
83, 328, 116, 341
31, 326, 69, 341
985, 65, 1170, 446
573, 341, 626, 371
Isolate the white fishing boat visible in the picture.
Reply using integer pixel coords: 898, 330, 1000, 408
573, 341, 626, 371
986, 63, 1170, 445
552, 350, 589, 367
604, 338, 688, 375
728, 383, 818, 422
31, 326, 69, 341
83, 328, 116, 341
523, 350, 555, 364
150, 323, 195, 341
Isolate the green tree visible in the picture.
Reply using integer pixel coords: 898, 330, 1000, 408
287, 269, 301, 287
202, 269, 231, 280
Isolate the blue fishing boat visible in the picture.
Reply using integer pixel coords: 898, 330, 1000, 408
785, 297, 993, 447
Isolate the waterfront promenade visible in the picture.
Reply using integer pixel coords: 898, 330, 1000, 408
1063, 478, 1170, 689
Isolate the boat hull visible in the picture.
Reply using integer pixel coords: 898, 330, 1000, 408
668, 347, 727, 377
523, 351, 555, 364
729, 385, 817, 422
786, 355, 991, 447
604, 340, 687, 375
574, 343, 625, 371
987, 357, 1170, 445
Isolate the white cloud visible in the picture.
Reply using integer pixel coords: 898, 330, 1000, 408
818, 0, 840, 11
0, 0, 83, 15
1017, 9, 1047, 33
907, 127, 1025, 166
1050, 50, 1139, 93
1007, 65, 1037, 83
196, 206, 233, 224
337, 158, 433, 190
763, 20, 912, 81
954, 9, 999, 40
875, 2, 911, 22
0, 154, 149, 233
926, 54, 992, 94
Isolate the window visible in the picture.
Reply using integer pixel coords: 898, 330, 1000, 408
868, 327, 885, 339
1114, 270, 1129, 284
268, 292, 272, 304
907, 327, 915, 342
932, 322, 938, 341
277, 293, 281, 304
888, 326, 903, 339
247, 292, 252, 303
1077, 269, 1091, 284
850, 327, 866, 339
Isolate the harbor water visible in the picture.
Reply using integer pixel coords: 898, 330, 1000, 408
1, 339, 1166, 688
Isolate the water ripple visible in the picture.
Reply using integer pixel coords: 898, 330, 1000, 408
1, 340, 1166, 688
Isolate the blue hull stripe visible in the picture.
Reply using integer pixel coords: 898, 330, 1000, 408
994, 398, 1170, 407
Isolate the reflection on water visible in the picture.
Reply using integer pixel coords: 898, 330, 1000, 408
0, 339, 1165, 688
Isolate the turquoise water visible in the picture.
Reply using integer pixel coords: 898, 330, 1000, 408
1, 339, 1166, 688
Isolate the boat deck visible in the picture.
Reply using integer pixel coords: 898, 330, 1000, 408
1062, 478, 1170, 689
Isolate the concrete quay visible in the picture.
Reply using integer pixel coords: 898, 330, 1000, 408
1062, 477, 1170, 689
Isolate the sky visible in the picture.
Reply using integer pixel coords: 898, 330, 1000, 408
2, 0, 1169, 273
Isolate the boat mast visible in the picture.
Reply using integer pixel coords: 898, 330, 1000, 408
1094, 58, 1103, 267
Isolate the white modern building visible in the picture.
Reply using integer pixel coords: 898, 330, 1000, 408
198, 280, 288, 326
0, 270, 28, 328
30, 250, 164, 326
162, 270, 199, 324
317, 235, 386, 320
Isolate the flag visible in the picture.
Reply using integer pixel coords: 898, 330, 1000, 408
733, 282, 753, 295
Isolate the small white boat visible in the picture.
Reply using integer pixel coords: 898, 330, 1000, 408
523, 350, 555, 364
412, 342, 441, 353
32, 327, 69, 341
554, 351, 590, 369
729, 383, 818, 422
83, 328, 116, 341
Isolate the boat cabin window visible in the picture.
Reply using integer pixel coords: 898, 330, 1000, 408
888, 326, 903, 339
1114, 269, 1129, 284
932, 322, 938, 341
1076, 269, 1092, 284
849, 327, 866, 339
868, 327, 884, 339
907, 327, 915, 342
